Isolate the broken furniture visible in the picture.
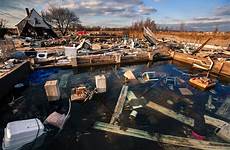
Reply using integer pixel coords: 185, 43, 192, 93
189, 77, 216, 90
44, 80, 60, 101
95, 75, 106, 93
2, 118, 44, 150
71, 86, 92, 102
142, 71, 158, 82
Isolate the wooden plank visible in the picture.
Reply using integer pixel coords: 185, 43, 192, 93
204, 115, 227, 128
110, 85, 128, 124
146, 101, 194, 127
93, 121, 230, 150
146, 101, 228, 128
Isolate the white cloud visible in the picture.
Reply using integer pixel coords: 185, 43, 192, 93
1, 0, 157, 27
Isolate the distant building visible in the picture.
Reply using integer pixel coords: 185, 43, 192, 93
15, 8, 57, 38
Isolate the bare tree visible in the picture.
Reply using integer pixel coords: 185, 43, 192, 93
129, 18, 156, 32
0, 19, 7, 28
42, 7, 80, 36
0, 18, 7, 39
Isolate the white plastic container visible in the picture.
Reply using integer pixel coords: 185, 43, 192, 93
64, 47, 76, 59
2, 118, 44, 150
95, 75, 106, 93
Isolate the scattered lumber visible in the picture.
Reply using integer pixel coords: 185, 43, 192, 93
191, 38, 211, 55
110, 85, 128, 125
146, 101, 194, 127
93, 121, 230, 150
146, 101, 228, 128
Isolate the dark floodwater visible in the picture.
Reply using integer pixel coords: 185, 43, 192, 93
0, 60, 230, 150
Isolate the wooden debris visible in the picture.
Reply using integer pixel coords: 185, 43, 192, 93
124, 70, 136, 80
142, 72, 158, 82
126, 91, 137, 103
92, 44, 101, 50
179, 88, 193, 96
146, 101, 194, 127
93, 121, 230, 150
44, 80, 60, 101
110, 85, 128, 125
204, 115, 228, 128
146, 101, 229, 128
216, 96, 230, 120
215, 124, 230, 143
189, 77, 216, 90
71, 86, 91, 102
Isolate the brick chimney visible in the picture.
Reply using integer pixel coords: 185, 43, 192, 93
25, 8, 30, 16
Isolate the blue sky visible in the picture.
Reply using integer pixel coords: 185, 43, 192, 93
0, 0, 230, 31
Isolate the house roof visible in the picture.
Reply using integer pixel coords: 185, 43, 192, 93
15, 8, 53, 34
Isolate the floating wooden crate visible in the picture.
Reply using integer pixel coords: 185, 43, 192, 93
95, 75, 106, 93
189, 77, 216, 90
44, 80, 60, 101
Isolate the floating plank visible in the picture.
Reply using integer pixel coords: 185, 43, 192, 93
216, 97, 230, 120
93, 121, 230, 150
110, 85, 128, 124
146, 101, 228, 128
204, 115, 227, 128
146, 101, 194, 127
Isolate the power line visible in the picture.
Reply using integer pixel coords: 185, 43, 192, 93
0, 10, 21, 19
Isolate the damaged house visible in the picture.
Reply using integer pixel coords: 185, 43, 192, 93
15, 8, 57, 38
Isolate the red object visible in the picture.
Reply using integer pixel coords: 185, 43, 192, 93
191, 131, 205, 140
76, 31, 87, 36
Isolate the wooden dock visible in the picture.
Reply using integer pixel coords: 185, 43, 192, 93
110, 85, 128, 125
93, 121, 230, 150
